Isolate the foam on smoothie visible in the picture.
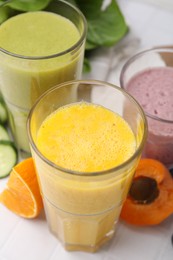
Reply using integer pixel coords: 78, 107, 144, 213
126, 67, 173, 166
36, 102, 136, 172
0, 11, 80, 56
126, 67, 173, 121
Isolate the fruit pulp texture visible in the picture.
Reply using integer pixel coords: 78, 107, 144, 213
126, 67, 173, 167
0, 11, 82, 153
35, 102, 137, 251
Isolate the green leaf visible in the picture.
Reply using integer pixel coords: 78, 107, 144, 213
65, 0, 77, 7
75, 0, 103, 18
7, 0, 52, 11
77, 0, 128, 49
83, 57, 91, 73
85, 40, 97, 50
0, 1, 11, 8
0, 6, 10, 23
0, 5, 15, 23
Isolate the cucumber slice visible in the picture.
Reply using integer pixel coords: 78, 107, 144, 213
0, 101, 8, 124
0, 140, 18, 178
0, 124, 10, 140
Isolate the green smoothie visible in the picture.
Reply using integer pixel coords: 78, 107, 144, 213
0, 11, 85, 155
0, 12, 80, 56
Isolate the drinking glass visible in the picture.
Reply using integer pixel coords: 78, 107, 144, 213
0, 0, 87, 158
27, 80, 147, 252
120, 47, 173, 168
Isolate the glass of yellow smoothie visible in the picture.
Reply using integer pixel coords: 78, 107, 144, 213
27, 80, 147, 252
0, 0, 86, 157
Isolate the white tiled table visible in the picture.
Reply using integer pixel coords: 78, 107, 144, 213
1, 1, 173, 259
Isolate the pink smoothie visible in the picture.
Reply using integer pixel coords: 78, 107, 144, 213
125, 67, 173, 167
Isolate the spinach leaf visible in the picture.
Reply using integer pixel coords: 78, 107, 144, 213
0, 1, 11, 8
6, 0, 52, 11
83, 57, 91, 73
65, 0, 77, 7
85, 41, 97, 51
75, 0, 128, 50
0, 5, 14, 23
74, 0, 103, 18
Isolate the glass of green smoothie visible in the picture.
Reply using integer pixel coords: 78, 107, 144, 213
0, 0, 87, 158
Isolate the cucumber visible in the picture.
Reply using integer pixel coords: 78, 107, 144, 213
0, 124, 10, 140
0, 100, 8, 124
0, 140, 18, 178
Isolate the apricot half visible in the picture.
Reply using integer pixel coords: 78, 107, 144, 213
120, 159, 173, 226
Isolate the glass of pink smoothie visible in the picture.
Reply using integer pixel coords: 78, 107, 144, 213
120, 47, 173, 168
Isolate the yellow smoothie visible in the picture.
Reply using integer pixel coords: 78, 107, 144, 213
35, 102, 137, 251
0, 11, 85, 154
37, 102, 136, 171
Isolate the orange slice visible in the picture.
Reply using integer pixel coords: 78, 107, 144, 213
0, 157, 43, 218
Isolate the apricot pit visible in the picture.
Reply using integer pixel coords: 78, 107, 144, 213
120, 159, 173, 226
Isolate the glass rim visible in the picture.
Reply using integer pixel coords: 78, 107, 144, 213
0, 0, 87, 60
27, 79, 148, 176
120, 47, 173, 124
